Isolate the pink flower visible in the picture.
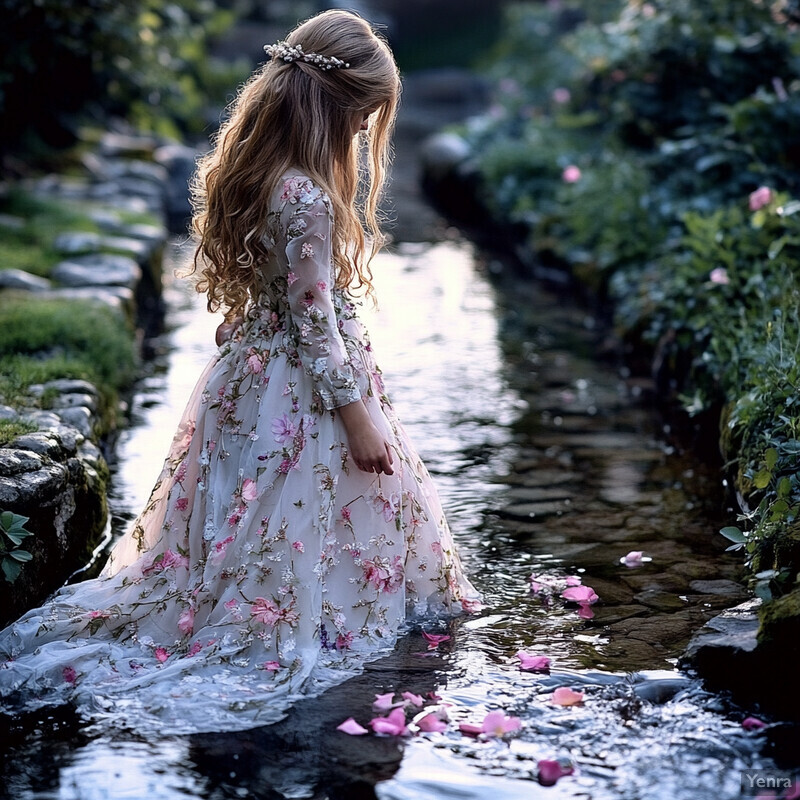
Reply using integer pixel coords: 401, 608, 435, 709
416, 711, 448, 733
315, 280, 327, 292
262, 660, 281, 672
516, 651, 551, 673
250, 597, 281, 627
537, 759, 574, 786
224, 598, 239, 611
401, 691, 424, 708
551, 687, 584, 706
709, 267, 730, 285
209, 534, 235, 566
577, 604, 595, 620
241, 478, 258, 503
362, 555, 404, 594
301, 242, 315, 259
337, 717, 369, 735
62, 666, 77, 685
178, 606, 195, 635
187, 640, 203, 656
561, 585, 599, 605
461, 598, 483, 614
286, 272, 297, 285
565, 575, 582, 586
247, 353, 263, 374
742, 716, 766, 731
174, 497, 189, 512
335, 631, 354, 650
373, 692, 399, 712
88, 610, 110, 620
291, 540, 305, 553
340, 506, 352, 522
271, 413, 296, 444
460, 710, 521, 738
370, 707, 408, 736
749, 186, 774, 211
421, 631, 451, 650
562, 165, 581, 183
552, 87, 571, 104
154, 647, 169, 663
161, 549, 189, 571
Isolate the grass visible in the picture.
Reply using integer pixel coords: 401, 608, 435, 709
0, 419, 38, 446
0, 294, 139, 434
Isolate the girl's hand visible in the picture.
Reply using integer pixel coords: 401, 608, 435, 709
215, 316, 243, 346
337, 400, 394, 475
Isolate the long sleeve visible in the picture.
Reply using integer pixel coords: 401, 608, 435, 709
283, 187, 362, 411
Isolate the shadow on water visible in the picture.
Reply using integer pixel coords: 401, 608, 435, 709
2, 237, 799, 799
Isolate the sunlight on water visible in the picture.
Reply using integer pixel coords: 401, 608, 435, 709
5, 238, 791, 800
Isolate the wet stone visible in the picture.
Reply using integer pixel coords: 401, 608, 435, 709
688, 579, 747, 597
38, 287, 134, 316
32, 379, 99, 398
579, 576, 635, 605
55, 407, 94, 438
0, 405, 18, 421
607, 614, 697, 647
622, 572, 690, 593
633, 589, 688, 612
11, 433, 65, 459
50, 394, 98, 414
51, 253, 141, 289
589, 604, 648, 625
0, 449, 44, 477
53, 231, 103, 254
0, 269, 52, 292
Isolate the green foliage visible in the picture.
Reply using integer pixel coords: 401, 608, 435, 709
0, 0, 243, 160
0, 510, 34, 584
464, 0, 800, 583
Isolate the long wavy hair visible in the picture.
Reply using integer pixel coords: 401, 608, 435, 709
190, 9, 401, 319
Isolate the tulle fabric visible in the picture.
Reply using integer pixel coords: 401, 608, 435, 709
0, 174, 479, 734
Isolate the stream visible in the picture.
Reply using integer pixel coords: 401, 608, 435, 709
2, 230, 797, 799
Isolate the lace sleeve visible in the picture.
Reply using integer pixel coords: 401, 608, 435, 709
284, 187, 362, 411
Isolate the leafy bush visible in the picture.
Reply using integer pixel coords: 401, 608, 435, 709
0, 0, 243, 161
0, 511, 34, 584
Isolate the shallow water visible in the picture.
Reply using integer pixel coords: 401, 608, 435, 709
2, 236, 797, 800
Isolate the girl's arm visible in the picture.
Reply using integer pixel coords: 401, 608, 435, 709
284, 185, 393, 474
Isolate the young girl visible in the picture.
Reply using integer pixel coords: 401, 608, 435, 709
0, 9, 478, 734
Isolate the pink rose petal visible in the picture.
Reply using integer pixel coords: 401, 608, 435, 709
402, 691, 424, 708
417, 711, 448, 733
551, 687, 584, 706
154, 647, 169, 663
561, 585, 599, 605
458, 721, 485, 736
62, 666, 77, 685
538, 759, 574, 786
337, 717, 369, 735
373, 692, 398, 711
421, 631, 451, 649
516, 651, 551, 673
577, 604, 595, 620
742, 716, 766, 731
481, 710, 522, 737
370, 707, 408, 736
565, 575, 582, 586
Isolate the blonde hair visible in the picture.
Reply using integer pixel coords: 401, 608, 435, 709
190, 9, 401, 319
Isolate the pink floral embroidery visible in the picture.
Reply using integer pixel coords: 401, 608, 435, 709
301, 242, 314, 259
178, 607, 195, 635
175, 497, 189, 512
271, 413, 296, 444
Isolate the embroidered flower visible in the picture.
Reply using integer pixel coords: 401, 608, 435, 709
301, 242, 315, 259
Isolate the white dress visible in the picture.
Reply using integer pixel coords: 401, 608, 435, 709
0, 174, 479, 734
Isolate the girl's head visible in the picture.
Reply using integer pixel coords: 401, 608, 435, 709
191, 9, 401, 319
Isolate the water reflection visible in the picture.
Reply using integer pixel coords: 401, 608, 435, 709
2, 238, 796, 799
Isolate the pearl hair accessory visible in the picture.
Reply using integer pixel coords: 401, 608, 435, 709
264, 41, 350, 70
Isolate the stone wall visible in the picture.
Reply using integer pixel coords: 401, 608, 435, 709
0, 128, 196, 627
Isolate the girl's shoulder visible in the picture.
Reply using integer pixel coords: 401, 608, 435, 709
274, 171, 332, 214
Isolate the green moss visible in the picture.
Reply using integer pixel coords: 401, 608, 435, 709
0, 419, 38, 446
757, 586, 800, 656
0, 294, 138, 434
